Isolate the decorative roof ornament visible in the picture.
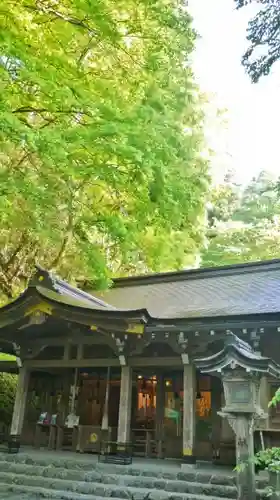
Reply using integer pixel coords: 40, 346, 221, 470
29, 265, 56, 290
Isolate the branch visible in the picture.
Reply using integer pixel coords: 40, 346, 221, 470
78, 34, 95, 65
12, 107, 48, 114
12, 107, 93, 118
13, 107, 78, 114
25, 3, 97, 35
39, 117, 58, 129
0, 270, 13, 299
5, 233, 28, 272
12, 151, 31, 169
50, 208, 74, 269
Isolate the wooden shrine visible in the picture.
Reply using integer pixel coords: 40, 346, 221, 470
1, 259, 280, 464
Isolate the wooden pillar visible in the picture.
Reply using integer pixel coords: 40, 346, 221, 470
259, 376, 269, 430
211, 376, 222, 462
117, 366, 132, 450
182, 363, 196, 465
101, 367, 111, 431
70, 368, 78, 414
156, 373, 165, 458
56, 372, 71, 450
10, 366, 30, 437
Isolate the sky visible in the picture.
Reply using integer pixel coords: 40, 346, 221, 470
188, 0, 280, 185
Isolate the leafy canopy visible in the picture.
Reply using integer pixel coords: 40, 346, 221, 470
235, 0, 280, 82
202, 170, 280, 267
0, 0, 209, 298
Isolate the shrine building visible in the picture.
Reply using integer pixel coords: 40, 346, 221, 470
1, 259, 280, 464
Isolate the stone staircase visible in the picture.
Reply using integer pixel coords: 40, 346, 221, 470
0, 452, 269, 500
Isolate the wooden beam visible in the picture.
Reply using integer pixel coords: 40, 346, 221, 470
129, 356, 181, 367
24, 356, 182, 369
31, 335, 110, 347
25, 358, 120, 368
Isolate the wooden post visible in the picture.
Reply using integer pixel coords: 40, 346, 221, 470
211, 376, 222, 462
56, 372, 71, 450
156, 373, 165, 458
101, 367, 111, 431
117, 366, 132, 451
259, 376, 269, 430
10, 366, 30, 438
182, 363, 196, 465
145, 430, 152, 457
70, 368, 78, 414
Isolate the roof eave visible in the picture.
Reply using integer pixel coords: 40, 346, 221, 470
194, 341, 280, 377
146, 311, 280, 329
35, 288, 150, 323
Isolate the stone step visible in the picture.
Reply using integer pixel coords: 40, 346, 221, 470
0, 483, 123, 499
0, 464, 238, 498
0, 470, 239, 500
0, 452, 269, 490
0, 482, 242, 500
0, 453, 238, 485
0, 453, 269, 500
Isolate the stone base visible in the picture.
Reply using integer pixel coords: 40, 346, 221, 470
8, 435, 20, 454
98, 441, 132, 465
116, 442, 132, 457
181, 454, 196, 468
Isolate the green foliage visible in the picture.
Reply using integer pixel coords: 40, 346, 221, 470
202, 170, 280, 267
0, 372, 17, 427
233, 171, 279, 224
252, 393, 280, 474
202, 222, 280, 267
0, 0, 209, 299
234, 0, 280, 82
255, 447, 280, 472
207, 170, 241, 227
0, 356, 17, 428
269, 387, 280, 409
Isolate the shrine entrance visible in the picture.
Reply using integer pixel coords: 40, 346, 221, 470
195, 374, 213, 460
22, 366, 222, 462
130, 370, 220, 460
132, 370, 183, 458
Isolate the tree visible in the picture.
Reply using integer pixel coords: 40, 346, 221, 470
0, 371, 17, 429
232, 170, 278, 223
0, 0, 210, 299
207, 168, 241, 227
202, 170, 280, 267
234, 0, 280, 82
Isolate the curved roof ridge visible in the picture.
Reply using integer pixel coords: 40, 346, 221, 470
33, 265, 115, 310
112, 258, 280, 288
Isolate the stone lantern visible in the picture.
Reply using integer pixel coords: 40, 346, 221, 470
194, 333, 280, 500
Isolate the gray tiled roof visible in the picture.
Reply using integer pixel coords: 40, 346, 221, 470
95, 260, 280, 319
